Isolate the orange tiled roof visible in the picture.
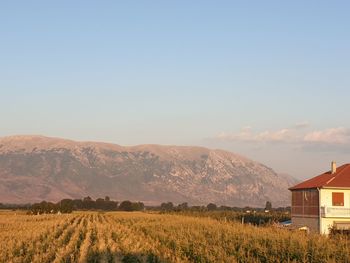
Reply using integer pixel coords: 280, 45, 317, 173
289, 164, 350, 190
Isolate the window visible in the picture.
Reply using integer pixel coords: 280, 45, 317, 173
332, 192, 344, 206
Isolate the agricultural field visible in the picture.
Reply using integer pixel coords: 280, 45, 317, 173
164, 210, 291, 226
0, 211, 350, 263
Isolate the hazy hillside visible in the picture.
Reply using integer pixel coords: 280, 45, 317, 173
0, 135, 297, 206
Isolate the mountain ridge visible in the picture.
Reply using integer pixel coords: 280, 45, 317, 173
0, 135, 297, 206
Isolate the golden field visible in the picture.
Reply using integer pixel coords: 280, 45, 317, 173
0, 211, 349, 263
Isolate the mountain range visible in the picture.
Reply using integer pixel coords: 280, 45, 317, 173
0, 135, 297, 207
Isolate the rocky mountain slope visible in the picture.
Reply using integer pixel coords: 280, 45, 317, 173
0, 135, 297, 206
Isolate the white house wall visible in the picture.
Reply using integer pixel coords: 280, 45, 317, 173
320, 188, 350, 208
319, 188, 350, 235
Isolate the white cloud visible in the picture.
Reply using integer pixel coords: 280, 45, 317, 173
304, 127, 350, 145
256, 129, 296, 142
215, 126, 350, 149
216, 127, 298, 143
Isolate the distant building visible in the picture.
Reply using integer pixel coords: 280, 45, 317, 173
289, 162, 350, 235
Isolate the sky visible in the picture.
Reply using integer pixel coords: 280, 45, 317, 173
1, 1, 350, 180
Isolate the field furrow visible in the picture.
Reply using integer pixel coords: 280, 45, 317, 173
1, 211, 350, 263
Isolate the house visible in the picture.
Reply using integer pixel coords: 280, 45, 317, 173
289, 162, 350, 235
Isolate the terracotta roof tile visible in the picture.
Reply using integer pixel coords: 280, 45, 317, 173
289, 164, 350, 190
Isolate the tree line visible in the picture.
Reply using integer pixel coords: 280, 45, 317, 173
158, 201, 290, 213
1, 198, 290, 217
28, 196, 145, 214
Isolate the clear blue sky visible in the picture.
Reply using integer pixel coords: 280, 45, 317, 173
1, 1, 350, 179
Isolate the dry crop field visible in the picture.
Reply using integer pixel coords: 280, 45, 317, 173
0, 211, 349, 263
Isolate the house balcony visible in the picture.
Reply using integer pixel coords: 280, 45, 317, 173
320, 206, 350, 218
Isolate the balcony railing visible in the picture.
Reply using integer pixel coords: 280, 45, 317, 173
320, 206, 350, 218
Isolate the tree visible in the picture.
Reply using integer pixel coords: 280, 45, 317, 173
30, 201, 58, 214
119, 200, 133, 211
160, 202, 174, 211
83, 196, 94, 209
207, 203, 217, 211
105, 200, 118, 211
190, 206, 206, 212
96, 198, 106, 210
131, 202, 144, 211
59, 199, 73, 213
265, 201, 272, 211
31, 203, 43, 214
83, 196, 93, 202
178, 202, 188, 211
119, 201, 144, 211
73, 199, 83, 210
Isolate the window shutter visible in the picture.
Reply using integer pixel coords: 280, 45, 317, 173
332, 192, 344, 206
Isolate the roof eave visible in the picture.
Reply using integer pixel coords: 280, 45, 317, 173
289, 186, 350, 191
321, 186, 350, 190
289, 186, 319, 191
